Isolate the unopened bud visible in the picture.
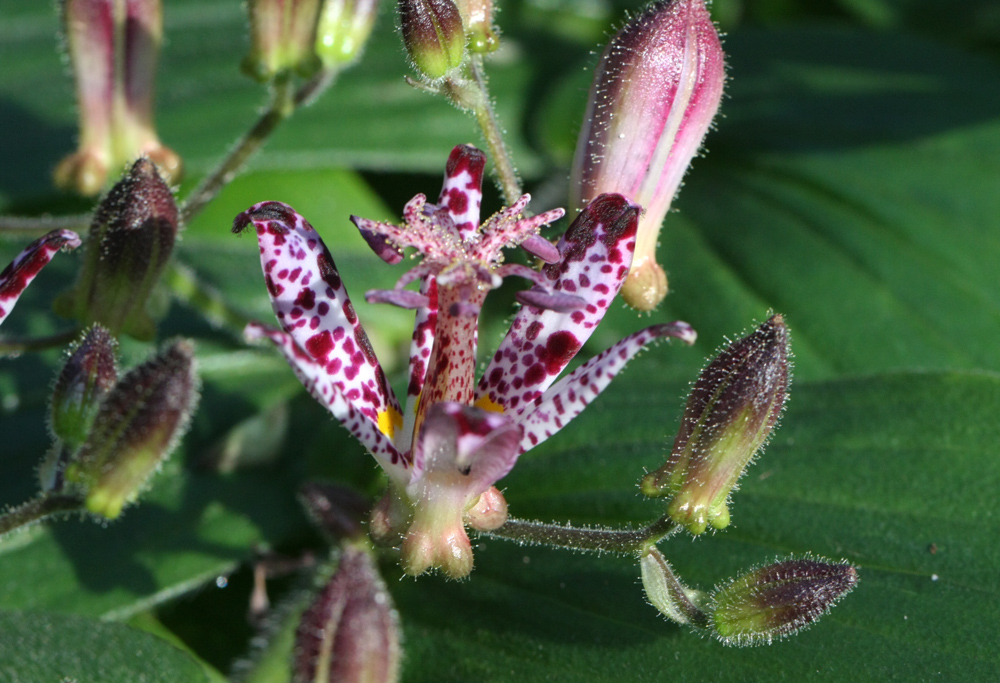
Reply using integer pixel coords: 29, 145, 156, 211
55, 0, 181, 196
67, 339, 198, 519
641, 315, 790, 535
315, 0, 379, 68
243, 0, 323, 81
398, 0, 466, 80
58, 157, 178, 340
710, 557, 858, 646
453, 0, 497, 53
294, 547, 401, 683
50, 325, 118, 451
571, 0, 725, 310
640, 547, 708, 627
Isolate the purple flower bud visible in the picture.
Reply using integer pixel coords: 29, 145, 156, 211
55, 0, 181, 196
710, 557, 858, 646
398, 0, 466, 80
294, 547, 401, 683
453, 0, 497, 53
67, 339, 198, 519
58, 157, 178, 340
571, 0, 725, 310
315, 0, 379, 68
641, 315, 790, 535
243, 0, 323, 81
50, 325, 119, 451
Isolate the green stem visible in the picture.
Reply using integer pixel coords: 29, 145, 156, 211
463, 56, 521, 205
0, 494, 84, 540
0, 328, 80, 356
0, 214, 92, 240
165, 261, 251, 335
483, 514, 677, 555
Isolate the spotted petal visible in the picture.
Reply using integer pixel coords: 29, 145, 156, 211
398, 277, 439, 454
233, 202, 400, 428
0, 230, 81, 326
476, 194, 640, 413
436, 145, 485, 241
244, 322, 410, 487
515, 323, 696, 453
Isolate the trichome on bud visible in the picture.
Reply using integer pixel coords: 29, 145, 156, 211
398, 0, 466, 80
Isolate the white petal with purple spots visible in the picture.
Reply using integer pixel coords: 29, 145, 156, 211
0, 229, 81, 326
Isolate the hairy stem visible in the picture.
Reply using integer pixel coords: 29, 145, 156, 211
165, 260, 251, 334
483, 514, 677, 555
0, 494, 85, 540
0, 214, 92, 240
0, 328, 80, 356
465, 56, 521, 205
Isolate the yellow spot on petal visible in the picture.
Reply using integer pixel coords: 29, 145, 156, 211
378, 407, 404, 438
474, 395, 504, 414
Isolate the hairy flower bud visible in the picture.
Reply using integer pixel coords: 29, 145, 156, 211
57, 157, 178, 341
67, 340, 198, 519
710, 557, 858, 646
315, 0, 379, 68
243, 0, 324, 81
571, 0, 725, 310
398, 0, 466, 80
294, 547, 401, 683
640, 547, 708, 627
641, 315, 790, 535
50, 325, 119, 451
55, 0, 181, 196
453, 0, 497, 53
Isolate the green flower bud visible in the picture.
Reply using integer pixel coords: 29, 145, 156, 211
453, 0, 497, 53
57, 157, 178, 341
640, 547, 708, 627
641, 315, 791, 534
710, 556, 858, 646
315, 0, 379, 68
67, 340, 198, 519
294, 547, 401, 683
49, 325, 118, 451
243, 0, 324, 81
398, 0, 466, 80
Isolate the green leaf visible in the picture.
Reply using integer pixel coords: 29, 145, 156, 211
0, 610, 209, 682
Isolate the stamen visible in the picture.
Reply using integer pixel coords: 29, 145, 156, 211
515, 288, 588, 312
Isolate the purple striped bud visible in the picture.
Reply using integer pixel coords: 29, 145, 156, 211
398, 0, 466, 80
57, 158, 178, 340
67, 340, 198, 519
294, 547, 401, 683
571, 0, 725, 310
315, 0, 379, 68
55, 0, 181, 196
243, 0, 324, 81
710, 557, 858, 646
50, 325, 119, 452
641, 315, 790, 535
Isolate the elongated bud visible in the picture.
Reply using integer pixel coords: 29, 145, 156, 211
398, 0, 466, 80
641, 315, 790, 535
294, 547, 401, 683
57, 157, 178, 340
50, 325, 118, 451
243, 0, 323, 81
571, 0, 725, 310
640, 547, 708, 627
67, 340, 198, 519
55, 0, 181, 196
710, 557, 858, 646
453, 0, 497, 53
315, 0, 379, 68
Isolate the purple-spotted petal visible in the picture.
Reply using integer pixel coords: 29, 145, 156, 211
0, 229, 81, 326
398, 277, 438, 454
234, 201, 399, 424
409, 402, 522, 496
436, 145, 485, 241
244, 322, 410, 486
515, 322, 696, 453
476, 194, 640, 412
356, 223, 403, 265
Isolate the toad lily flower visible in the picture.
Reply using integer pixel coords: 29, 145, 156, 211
234, 144, 696, 578
0, 230, 82, 328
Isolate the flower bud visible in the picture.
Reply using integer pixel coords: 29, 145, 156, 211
571, 0, 725, 310
50, 325, 119, 451
641, 315, 790, 535
67, 339, 198, 519
294, 547, 401, 683
453, 0, 497, 53
243, 0, 323, 81
57, 157, 178, 341
640, 547, 708, 627
55, 0, 181, 196
398, 0, 466, 80
710, 557, 858, 646
315, 0, 379, 68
